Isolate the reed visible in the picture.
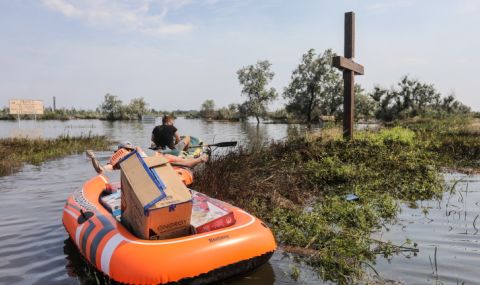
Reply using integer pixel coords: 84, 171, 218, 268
399, 116, 480, 171
0, 135, 112, 176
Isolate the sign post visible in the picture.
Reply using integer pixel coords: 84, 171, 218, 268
9, 99, 44, 123
333, 12, 365, 140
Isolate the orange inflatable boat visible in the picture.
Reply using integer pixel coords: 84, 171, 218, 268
62, 175, 276, 284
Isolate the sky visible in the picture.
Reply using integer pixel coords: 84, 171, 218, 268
0, 0, 479, 111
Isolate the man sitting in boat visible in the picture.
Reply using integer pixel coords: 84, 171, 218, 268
86, 141, 207, 175
151, 115, 190, 151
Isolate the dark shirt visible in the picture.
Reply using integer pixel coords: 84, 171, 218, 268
152, 125, 177, 149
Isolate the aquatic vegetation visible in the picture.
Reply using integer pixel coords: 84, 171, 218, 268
399, 116, 480, 170
289, 265, 301, 281
194, 117, 480, 283
0, 135, 112, 176
356, 126, 415, 146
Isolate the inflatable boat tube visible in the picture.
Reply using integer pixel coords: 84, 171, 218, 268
172, 166, 194, 186
62, 175, 276, 284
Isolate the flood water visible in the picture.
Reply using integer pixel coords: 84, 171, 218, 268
373, 173, 480, 284
0, 119, 479, 284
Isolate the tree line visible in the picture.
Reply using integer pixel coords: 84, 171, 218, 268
98, 94, 200, 120
1, 48, 472, 122
0, 94, 191, 121
198, 48, 470, 124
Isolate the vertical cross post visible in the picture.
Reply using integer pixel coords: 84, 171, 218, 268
333, 12, 364, 140
345, 12, 354, 58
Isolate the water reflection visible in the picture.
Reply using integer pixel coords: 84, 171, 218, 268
239, 122, 268, 149
373, 173, 480, 284
64, 238, 108, 285
223, 263, 276, 285
9, 127, 44, 138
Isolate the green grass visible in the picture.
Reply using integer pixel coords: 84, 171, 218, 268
398, 116, 480, 170
0, 135, 112, 176
193, 116, 480, 283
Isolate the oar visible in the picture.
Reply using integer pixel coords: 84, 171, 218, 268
189, 141, 237, 148
150, 141, 237, 151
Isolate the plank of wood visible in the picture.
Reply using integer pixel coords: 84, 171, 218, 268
332, 56, 364, 75
345, 11, 355, 58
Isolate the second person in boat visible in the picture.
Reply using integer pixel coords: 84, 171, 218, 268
86, 141, 207, 175
151, 115, 190, 152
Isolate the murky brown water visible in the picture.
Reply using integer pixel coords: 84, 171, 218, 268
0, 119, 479, 284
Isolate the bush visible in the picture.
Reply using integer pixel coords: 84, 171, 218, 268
193, 127, 446, 282
354, 127, 415, 148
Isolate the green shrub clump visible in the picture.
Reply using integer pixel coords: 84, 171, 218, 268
194, 126, 445, 282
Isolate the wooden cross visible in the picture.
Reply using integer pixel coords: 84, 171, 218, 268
333, 12, 364, 139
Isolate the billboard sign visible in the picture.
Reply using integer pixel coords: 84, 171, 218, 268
9, 99, 44, 115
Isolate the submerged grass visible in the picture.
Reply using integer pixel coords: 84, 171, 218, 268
398, 116, 480, 170
194, 116, 480, 283
0, 135, 112, 176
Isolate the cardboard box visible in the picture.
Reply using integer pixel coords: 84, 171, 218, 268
120, 152, 192, 240
190, 190, 236, 234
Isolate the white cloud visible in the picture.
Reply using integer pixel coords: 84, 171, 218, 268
43, 0, 80, 17
41, 0, 208, 35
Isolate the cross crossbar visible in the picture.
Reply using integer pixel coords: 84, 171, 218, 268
332, 56, 364, 75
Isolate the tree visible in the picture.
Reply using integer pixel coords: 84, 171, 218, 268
369, 76, 469, 121
100, 93, 124, 120
395, 76, 440, 117
437, 92, 470, 114
228, 103, 239, 115
283, 49, 342, 125
238, 102, 250, 121
216, 104, 240, 120
355, 93, 376, 121
127, 97, 148, 120
370, 76, 440, 121
200, 99, 215, 119
237, 60, 278, 124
